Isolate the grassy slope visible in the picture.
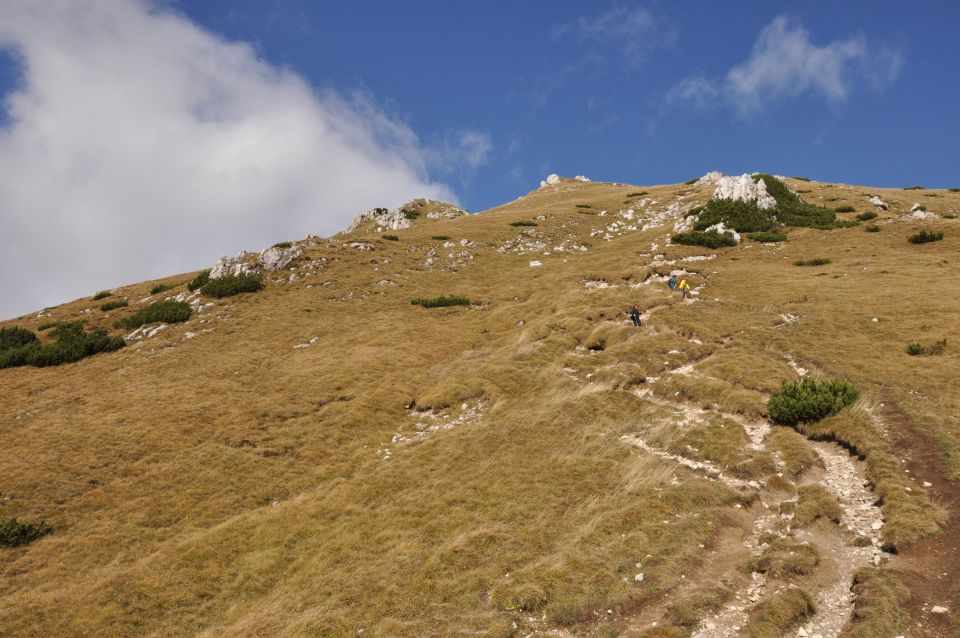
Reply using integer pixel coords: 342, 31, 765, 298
0, 179, 957, 636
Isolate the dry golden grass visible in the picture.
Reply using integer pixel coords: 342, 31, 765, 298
1, 177, 958, 635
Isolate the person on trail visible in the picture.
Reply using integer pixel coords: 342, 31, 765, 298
630, 304, 642, 327
678, 278, 691, 299
668, 274, 677, 292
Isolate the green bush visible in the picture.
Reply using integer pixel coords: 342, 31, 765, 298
695, 198, 775, 232
835, 205, 856, 213
856, 211, 878, 221
908, 230, 943, 244
401, 208, 419, 220
114, 300, 191, 329
0, 323, 124, 369
865, 225, 881, 233
768, 378, 860, 426
99, 299, 128, 312
671, 230, 737, 248
431, 235, 450, 241
792, 176, 812, 182
510, 220, 537, 227
186, 270, 211, 292
575, 204, 592, 209
149, 283, 177, 295
92, 291, 112, 300
906, 343, 925, 356
693, 175, 836, 233
200, 273, 264, 298
382, 234, 399, 241
747, 231, 787, 242
0, 518, 52, 548
794, 258, 831, 266
948, 188, 960, 193
831, 220, 861, 228
903, 185, 925, 190
0, 326, 38, 352
411, 295, 471, 308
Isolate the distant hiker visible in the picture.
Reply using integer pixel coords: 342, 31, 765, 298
668, 274, 677, 292
678, 279, 691, 299
630, 305, 642, 327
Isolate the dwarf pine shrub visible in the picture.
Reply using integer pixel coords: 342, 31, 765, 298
510, 220, 537, 227
401, 208, 419, 219
856, 211, 878, 221
626, 191, 647, 197
99, 299, 128, 312
186, 270, 211, 292
114, 300, 191, 329
747, 231, 787, 242
865, 225, 881, 233
768, 378, 860, 426
834, 205, 856, 213
908, 230, 943, 244
272, 241, 292, 249
0, 326, 38, 352
903, 185, 925, 190
906, 343, 925, 356
150, 283, 178, 295
792, 176, 812, 182
411, 295, 470, 308
0, 323, 124, 369
382, 234, 399, 241
92, 291, 112, 300
949, 188, 960, 193
794, 258, 831, 266
431, 235, 450, 241
200, 273, 263, 298
0, 518, 52, 548
575, 204, 592, 209
671, 230, 737, 248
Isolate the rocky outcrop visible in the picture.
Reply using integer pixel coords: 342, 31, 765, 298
345, 199, 467, 233
696, 171, 725, 185
712, 174, 777, 210
210, 252, 257, 279
539, 173, 561, 188
869, 195, 889, 210
346, 207, 412, 233
258, 245, 301, 271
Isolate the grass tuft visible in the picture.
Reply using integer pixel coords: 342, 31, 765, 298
840, 568, 910, 637
749, 539, 820, 577
794, 484, 842, 526
748, 587, 816, 638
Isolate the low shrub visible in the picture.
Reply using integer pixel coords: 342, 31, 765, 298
791, 176, 812, 182
768, 378, 859, 426
695, 198, 775, 232
856, 211, 878, 221
684, 178, 698, 185
865, 225, 881, 232
949, 188, 960, 193
671, 230, 737, 249
906, 343, 925, 356
903, 185, 925, 190
99, 299, 128, 312
149, 283, 177, 295
0, 326, 38, 352
0, 323, 124, 369
835, 205, 856, 213
626, 191, 647, 197
114, 300, 192, 329
794, 258, 831, 266
272, 241, 292, 248
510, 220, 538, 227
401, 208, 419, 220
431, 235, 451, 241
575, 204, 592, 209
908, 230, 943, 244
944, 213, 958, 219
909, 339, 947, 355
92, 291, 112, 300
382, 234, 399, 241
411, 295, 470, 308
832, 220, 861, 228
200, 273, 264, 298
0, 518, 52, 548
186, 270, 211, 292
929, 338, 947, 355
795, 189, 812, 193
747, 231, 787, 242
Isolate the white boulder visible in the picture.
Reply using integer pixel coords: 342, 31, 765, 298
574, 175, 591, 182
695, 171, 725, 185
259, 245, 301, 271
869, 195, 889, 210
712, 174, 777, 210
540, 173, 561, 188
703, 221, 741, 244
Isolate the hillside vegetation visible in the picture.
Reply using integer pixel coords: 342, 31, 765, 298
1, 176, 958, 637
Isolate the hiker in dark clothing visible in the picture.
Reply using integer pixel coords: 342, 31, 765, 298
668, 274, 678, 292
630, 304, 642, 327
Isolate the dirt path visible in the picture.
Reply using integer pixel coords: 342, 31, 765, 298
881, 394, 959, 637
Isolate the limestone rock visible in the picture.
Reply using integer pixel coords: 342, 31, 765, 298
539, 173, 561, 188
210, 252, 257, 279
703, 221, 742, 244
696, 171, 725, 185
346, 207, 412, 233
712, 174, 777, 210
869, 195, 889, 210
258, 245, 301, 271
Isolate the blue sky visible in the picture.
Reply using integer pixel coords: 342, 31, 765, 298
176, 0, 960, 211
0, 0, 957, 318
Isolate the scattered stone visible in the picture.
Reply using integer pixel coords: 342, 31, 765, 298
868, 195, 889, 210
931, 605, 949, 614
529, 260, 542, 267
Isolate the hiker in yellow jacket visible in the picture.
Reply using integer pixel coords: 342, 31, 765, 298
678, 278, 691, 299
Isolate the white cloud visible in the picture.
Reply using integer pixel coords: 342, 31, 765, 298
427, 130, 493, 179
557, 5, 676, 67
668, 16, 902, 114
0, 0, 455, 319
